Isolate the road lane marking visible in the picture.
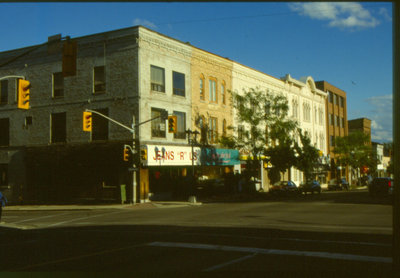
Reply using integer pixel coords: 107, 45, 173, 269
12, 212, 71, 224
46, 211, 125, 227
147, 242, 392, 265
203, 253, 257, 272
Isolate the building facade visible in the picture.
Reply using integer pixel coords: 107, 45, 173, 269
0, 25, 330, 204
315, 81, 349, 182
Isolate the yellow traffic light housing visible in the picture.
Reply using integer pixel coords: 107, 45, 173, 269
83, 111, 92, 132
18, 79, 30, 109
123, 147, 130, 162
168, 115, 177, 133
140, 148, 147, 162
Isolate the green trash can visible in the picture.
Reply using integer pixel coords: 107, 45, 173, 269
120, 184, 126, 204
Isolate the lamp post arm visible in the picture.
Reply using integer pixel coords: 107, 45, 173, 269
0, 75, 25, 81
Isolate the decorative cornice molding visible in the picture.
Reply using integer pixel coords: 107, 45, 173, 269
137, 34, 191, 59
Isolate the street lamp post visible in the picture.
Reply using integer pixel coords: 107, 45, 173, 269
186, 129, 200, 203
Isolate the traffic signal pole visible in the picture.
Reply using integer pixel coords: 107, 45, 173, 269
84, 109, 168, 204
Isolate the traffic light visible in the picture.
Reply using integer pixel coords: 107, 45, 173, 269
168, 115, 177, 133
123, 147, 130, 162
18, 79, 30, 109
83, 111, 92, 132
140, 148, 147, 162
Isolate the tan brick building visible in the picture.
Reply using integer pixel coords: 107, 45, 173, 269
315, 81, 348, 181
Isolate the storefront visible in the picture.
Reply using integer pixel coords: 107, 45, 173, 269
144, 144, 240, 200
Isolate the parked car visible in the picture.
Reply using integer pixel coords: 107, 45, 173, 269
368, 177, 393, 196
328, 178, 349, 191
299, 180, 321, 194
269, 181, 298, 195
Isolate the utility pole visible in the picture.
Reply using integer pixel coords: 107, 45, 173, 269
132, 114, 137, 205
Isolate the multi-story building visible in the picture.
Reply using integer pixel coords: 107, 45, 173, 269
315, 81, 348, 181
0, 25, 330, 204
348, 117, 372, 142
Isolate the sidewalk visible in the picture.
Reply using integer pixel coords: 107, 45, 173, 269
3, 201, 202, 211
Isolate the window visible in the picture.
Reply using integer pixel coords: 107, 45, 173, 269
51, 112, 66, 143
341, 117, 345, 128
209, 78, 217, 103
0, 118, 9, 146
94, 66, 106, 94
92, 108, 108, 141
0, 80, 8, 104
339, 96, 344, 108
330, 135, 335, 147
173, 111, 186, 139
328, 92, 333, 103
25, 116, 33, 127
334, 94, 338, 105
151, 65, 165, 92
221, 81, 226, 105
208, 117, 218, 143
303, 102, 311, 122
329, 114, 333, 126
200, 75, 205, 100
53, 72, 64, 98
151, 108, 166, 138
319, 108, 324, 125
172, 71, 185, 97
0, 164, 8, 186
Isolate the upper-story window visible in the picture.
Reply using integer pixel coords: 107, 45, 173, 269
221, 81, 226, 105
200, 75, 205, 100
208, 117, 218, 144
173, 111, 186, 139
333, 94, 338, 105
53, 72, 64, 98
339, 96, 344, 108
209, 78, 217, 103
303, 102, 311, 122
93, 66, 106, 94
151, 65, 165, 93
0, 80, 8, 104
151, 107, 166, 138
173, 71, 185, 97
328, 91, 333, 103
0, 118, 10, 146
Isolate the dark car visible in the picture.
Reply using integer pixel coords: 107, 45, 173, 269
368, 177, 393, 196
269, 181, 298, 195
299, 180, 321, 194
328, 178, 349, 191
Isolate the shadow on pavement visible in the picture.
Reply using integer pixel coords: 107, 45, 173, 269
0, 221, 395, 276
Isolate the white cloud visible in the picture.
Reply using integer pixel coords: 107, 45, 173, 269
133, 18, 157, 29
288, 2, 380, 30
378, 7, 392, 22
365, 95, 392, 142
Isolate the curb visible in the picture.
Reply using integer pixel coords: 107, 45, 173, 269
3, 201, 202, 211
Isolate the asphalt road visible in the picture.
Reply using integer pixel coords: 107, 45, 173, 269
0, 190, 395, 276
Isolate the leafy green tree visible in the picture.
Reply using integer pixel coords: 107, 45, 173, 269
333, 131, 374, 181
293, 128, 320, 182
220, 87, 298, 180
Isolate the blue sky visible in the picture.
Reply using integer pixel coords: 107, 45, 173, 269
0, 2, 393, 143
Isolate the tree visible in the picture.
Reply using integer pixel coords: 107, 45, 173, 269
293, 128, 320, 182
333, 131, 374, 182
220, 87, 298, 180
